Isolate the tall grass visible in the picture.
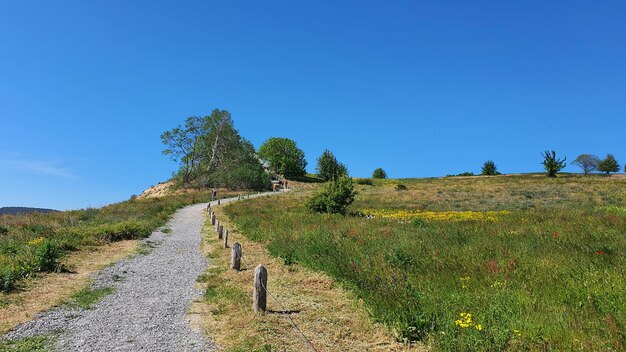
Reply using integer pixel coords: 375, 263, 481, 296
0, 190, 234, 292
225, 176, 626, 351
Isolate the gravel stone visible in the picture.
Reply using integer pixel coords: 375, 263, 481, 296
4, 202, 215, 351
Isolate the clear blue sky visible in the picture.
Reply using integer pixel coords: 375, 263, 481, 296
1, 1, 625, 210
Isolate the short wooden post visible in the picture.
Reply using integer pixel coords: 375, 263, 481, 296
231, 242, 241, 270
217, 199, 221, 205
218, 225, 224, 240
253, 265, 267, 312
210, 212, 215, 225
223, 229, 229, 248
215, 221, 219, 233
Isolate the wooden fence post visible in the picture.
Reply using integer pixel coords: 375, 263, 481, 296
253, 265, 267, 312
206, 204, 210, 212
223, 229, 229, 248
218, 225, 223, 240
217, 199, 221, 205
215, 221, 219, 233
231, 243, 241, 270
210, 212, 215, 225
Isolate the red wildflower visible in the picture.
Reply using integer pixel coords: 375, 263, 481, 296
597, 250, 603, 255
553, 231, 558, 238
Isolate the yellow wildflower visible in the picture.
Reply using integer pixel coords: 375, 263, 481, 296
28, 237, 45, 246
362, 209, 510, 222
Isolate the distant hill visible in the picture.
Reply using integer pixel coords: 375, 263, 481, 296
0, 207, 59, 215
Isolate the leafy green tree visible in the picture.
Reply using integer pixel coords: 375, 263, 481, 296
316, 149, 348, 181
481, 161, 499, 176
372, 168, 387, 179
161, 109, 271, 190
572, 154, 600, 175
258, 137, 307, 178
306, 176, 356, 215
598, 154, 619, 174
541, 150, 567, 178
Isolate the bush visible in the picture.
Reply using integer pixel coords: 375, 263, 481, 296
34, 240, 60, 272
372, 168, 387, 179
306, 177, 357, 215
0, 225, 8, 236
96, 221, 151, 242
395, 184, 407, 191
356, 178, 373, 185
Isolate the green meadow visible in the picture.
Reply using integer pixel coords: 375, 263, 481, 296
225, 175, 626, 351
0, 190, 234, 293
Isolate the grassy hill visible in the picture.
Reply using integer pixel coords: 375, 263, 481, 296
225, 174, 626, 351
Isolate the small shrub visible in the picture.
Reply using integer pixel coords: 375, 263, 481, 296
96, 221, 151, 242
34, 240, 61, 272
395, 184, 407, 191
306, 177, 357, 215
356, 178, 373, 185
0, 225, 9, 236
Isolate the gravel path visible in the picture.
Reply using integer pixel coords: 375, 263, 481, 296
3, 192, 277, 351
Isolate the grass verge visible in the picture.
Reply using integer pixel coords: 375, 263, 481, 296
190, 199, 423, 351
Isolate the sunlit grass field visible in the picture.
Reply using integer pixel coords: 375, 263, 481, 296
225, 175, 626, 351
0, 190, 236, 293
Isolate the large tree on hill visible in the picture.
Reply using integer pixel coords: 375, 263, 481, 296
572, 154, 600, 175
316, 149, 348, 181
258, 137, 307, 178
597, 154, 619, 174
161, 109, 270, 190
541, 150, 566, 178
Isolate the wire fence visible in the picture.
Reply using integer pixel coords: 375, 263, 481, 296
209, 192, 318, 352
240, 255, 319, 352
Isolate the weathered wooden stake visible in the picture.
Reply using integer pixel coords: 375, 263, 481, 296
217, 199, 221, 205
215, 221, 219, 233
223, 229, 229, 248
231, 242, 241, 270
206, 204, 210, 212
210, 212, 215, 225
253, 265, 267, 312
218, 225, 223, 240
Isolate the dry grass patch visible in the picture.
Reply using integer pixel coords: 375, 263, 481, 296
0, 240, 137, 334
191, 203, 425, 351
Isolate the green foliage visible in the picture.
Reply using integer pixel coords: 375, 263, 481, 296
0, 190, 227, 293
306, 177, 357, 215
258, 137, 307, 178
34, 240, 60, 272
0, 225, 8, 236
0, 336, 52, 352
446, 172, 474, 177
481, 160, 499, 176
226, 175, 626, 350
541, 150, 567, 177
572, 154, 600, 175
598, 154, 619, 174
355, 178, 373, 185
372, 168, 387, 179
316, 149, 348, 181
161, 109, 270, 191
